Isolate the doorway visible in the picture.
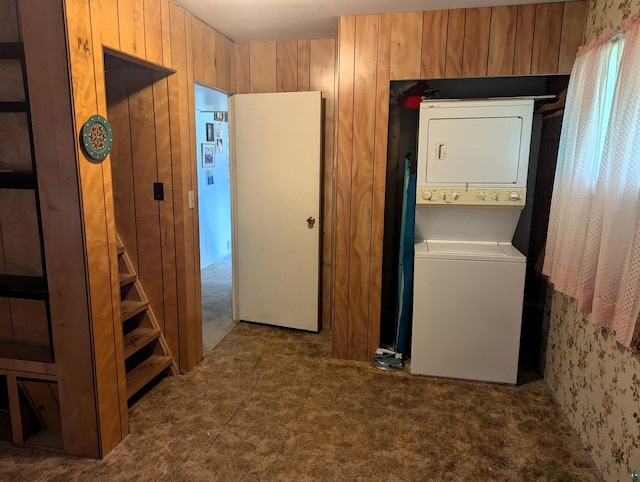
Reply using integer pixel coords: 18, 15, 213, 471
194, 83, 234, 354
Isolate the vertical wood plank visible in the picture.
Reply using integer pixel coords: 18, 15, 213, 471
333, 16, 355, 359
421, 9, 448, 79
202, 25, 217, 87
558, 1, 586, 73
487, 6, 517, 76
369, 12, 391, 360
513, 4, 536, 75
249, 41, 276, 93
0, 222, 9, 340
309, 38, 336, 331
0, 191, 41, 276
191, 17, 204, 82
215, 32, 228, 91
462, 7, 491, 77
118, 0, 145, 58
143, 0, 162, 64
168, 1, 190, 370
127, 71, 166, 329
160, 0, 171, 67
276, 39, 298, 92
185, 12, 201, 368
9, 300, 48, 345
106, 70, 139, 274
95, 0, 120, 50
390, 11, 423, 80
224, 36, 233, 93
348, 14, 377, 362
83, 0, 128, 454
532, 3, 563, 74
6, 374, 22, 443
229, 37, 237, 93
0, 114, 31, 171
0, 0, 19, 41
446, 9, 465, 78
297, 39, 310, 91
152, 73, 178, 343
234, 42, 251, 94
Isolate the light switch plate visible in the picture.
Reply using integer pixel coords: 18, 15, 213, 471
188, 190, 195, 209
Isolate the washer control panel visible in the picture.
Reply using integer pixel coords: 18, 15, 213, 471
416, 187, 526, 206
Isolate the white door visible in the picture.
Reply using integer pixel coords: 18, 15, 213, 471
229, 91, 321, 332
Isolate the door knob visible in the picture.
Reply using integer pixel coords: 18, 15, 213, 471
306, 216, 316, 228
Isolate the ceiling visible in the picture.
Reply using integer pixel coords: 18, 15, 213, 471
175, 0, 575, 42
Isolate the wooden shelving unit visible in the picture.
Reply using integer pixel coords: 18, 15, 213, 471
0, 27, 59, 453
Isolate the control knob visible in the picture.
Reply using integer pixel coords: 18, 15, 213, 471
453, 193, 461, 200
492, 193, 500, 201
509, 191, 521, 201
441, 193, 447, 201
422, 190, 432, 201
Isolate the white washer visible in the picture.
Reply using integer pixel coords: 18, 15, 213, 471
411, 240, 525, 384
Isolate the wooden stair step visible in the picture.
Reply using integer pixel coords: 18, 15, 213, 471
123, 327, 160, 360
117, 244, 125, 255
126, 355, 173, 400
119, 272, 137, 286
121, 300, 148, 322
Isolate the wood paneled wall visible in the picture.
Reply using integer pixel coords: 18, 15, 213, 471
333, 2, 587, 361
233, 39, 337, 329
105, 63, 180, 360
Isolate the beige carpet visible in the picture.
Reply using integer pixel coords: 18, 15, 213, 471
0, 322, 601, 481
201, 255, 236, 354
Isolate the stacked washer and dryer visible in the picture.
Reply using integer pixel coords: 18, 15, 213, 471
410, 98, 534, 385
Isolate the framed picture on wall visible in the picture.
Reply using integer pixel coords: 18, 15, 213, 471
206, 170, 214, 185
202, 143, 215, 167
206, 123, 214, 142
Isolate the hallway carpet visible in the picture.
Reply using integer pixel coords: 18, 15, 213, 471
0, 323, 601, 481
201, 254, 235, 354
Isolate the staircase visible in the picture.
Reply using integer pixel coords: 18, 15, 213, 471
116, 234, 178, 401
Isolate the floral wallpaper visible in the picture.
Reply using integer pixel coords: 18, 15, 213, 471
545, 291, 640, 481
585, 0, 640, 41
544, 3, 640, 482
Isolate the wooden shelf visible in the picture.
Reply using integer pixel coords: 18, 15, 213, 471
0, 171, 37, 189
0, 274, 47, 300
119, 272, 136, 286
0, 342, 52, 363
0, 42, 23, 60
121, 300, 148, 322
0, 101, 27, 113
123, 327, 160, 360
126, 355, 172, 400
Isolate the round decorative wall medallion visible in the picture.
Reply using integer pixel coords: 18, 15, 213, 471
82, 114, 113, 161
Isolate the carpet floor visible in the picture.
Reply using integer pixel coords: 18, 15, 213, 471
0, 322, 601, 481
201, 255, 235, 355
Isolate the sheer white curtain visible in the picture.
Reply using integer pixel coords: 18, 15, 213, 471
544, 15, 640, 347
584, 16, 640, 346
543, 36, 617, 300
